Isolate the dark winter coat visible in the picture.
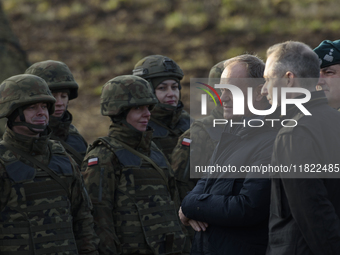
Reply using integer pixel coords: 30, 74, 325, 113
267, 91, 340, 255
181, 115, 278, 255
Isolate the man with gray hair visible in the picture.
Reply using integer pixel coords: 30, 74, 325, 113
262, 41, 340, 254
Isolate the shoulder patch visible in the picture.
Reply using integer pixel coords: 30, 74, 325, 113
88, 157, 99, 166
182, 138, 192, 146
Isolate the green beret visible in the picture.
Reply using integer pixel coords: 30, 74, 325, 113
313, 40, 340, 68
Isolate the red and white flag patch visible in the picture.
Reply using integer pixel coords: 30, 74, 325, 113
88, 157, 98, 166
182, 138, 192, 146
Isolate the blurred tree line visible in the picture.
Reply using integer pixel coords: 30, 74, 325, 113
2, 0, 338, 91
0, 1, 28, 81
0, 2, 29, 134
1, 0, 339, 142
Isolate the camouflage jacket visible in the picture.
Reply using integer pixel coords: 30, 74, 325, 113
148, 101, 191, 163
49, 110, 88, 166
171, 106, 224, 202
82, 123, 190, 255
0, 118, 6, 138
0, 127, 99, 254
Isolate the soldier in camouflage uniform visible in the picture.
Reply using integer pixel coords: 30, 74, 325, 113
132, 55, 191, 163
25, 60, 88, 166
0, 118, 6, 138
82, 75, 190, 255
171, 60, 226, 202
0, 74, 99, 254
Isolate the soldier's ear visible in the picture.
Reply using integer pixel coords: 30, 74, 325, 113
285, 71, 295, 87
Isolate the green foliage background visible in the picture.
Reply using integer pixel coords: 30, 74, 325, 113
2, 0, 339, 142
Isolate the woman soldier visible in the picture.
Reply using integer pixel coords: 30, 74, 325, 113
132, 55, 191, 162
82, 75, 190, 255
25, 60, 87, 166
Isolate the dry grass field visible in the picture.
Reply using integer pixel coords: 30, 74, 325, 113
2, 0, 339, 143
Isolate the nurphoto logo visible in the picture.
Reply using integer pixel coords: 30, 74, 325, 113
195, 82, 222, 115
193, 78, 312, 128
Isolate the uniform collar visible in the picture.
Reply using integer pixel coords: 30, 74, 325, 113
210, 105, 224, 119
150, 101, 184, 128
49, 110, 72, 140
107, 122, 153, 154
3, 126, 51, 155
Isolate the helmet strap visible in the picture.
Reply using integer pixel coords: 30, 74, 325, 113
120, 119, 142, 133
110, 110, 144, 133
8, 107, 47, 135
146, 78, 155, 93
19, 107, 26, 122
11, 122, 48, 134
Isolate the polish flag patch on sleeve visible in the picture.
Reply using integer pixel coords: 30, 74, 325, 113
182, 138, 192, 146
88, 157, 98, 166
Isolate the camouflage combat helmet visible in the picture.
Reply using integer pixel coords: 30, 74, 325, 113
206, 60, 227, 103
0, 74, 56, 119
25, 60, 79, 100
208, 60, 227, 86
101, 75, 158, 116
132, 55, 184, 89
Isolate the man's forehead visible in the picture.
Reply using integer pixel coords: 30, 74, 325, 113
265, 54, 276, 65
264, 55, 277, 75
221, 62, 247, 79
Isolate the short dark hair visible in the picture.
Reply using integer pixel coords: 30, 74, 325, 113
223, 54, 265, 89
224, 54, 265, 79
